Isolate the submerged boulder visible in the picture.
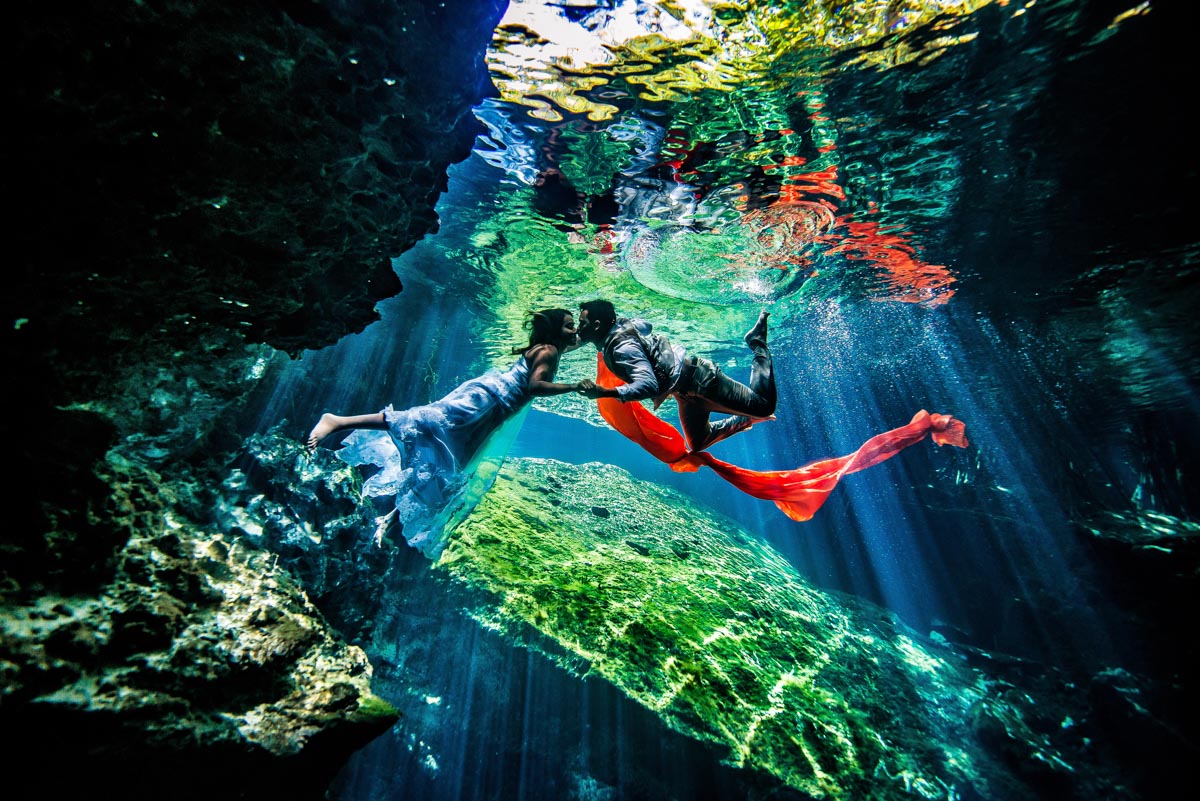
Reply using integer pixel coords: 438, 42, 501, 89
433, 457, 1124, 801
0, 459, 397, 798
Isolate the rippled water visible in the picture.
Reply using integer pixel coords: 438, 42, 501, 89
260, 2, 1195, 798
282, 0, 1195, 430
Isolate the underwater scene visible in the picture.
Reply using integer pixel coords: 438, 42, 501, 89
248, 2, 1195, 799
4, 1, 1194, 801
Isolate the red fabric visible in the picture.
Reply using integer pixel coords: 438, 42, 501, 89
594, 353, 969, 521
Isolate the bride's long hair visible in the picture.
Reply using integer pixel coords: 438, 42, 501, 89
511, 308, 572, 354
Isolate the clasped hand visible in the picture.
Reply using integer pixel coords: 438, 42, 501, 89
575, 380, 604, 399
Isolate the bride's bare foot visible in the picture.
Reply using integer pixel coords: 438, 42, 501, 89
306, 413, 339, 454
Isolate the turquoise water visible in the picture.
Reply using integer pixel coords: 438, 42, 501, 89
255, 2, 1195, 799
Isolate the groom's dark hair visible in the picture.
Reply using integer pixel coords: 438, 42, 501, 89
579, 299, 616, 330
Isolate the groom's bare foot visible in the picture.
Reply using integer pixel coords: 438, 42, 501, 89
744, 310, 769, 348
306, 413, 338, 454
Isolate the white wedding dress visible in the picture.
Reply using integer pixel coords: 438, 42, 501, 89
335, 355, 534, 558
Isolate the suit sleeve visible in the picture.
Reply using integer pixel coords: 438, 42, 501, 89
609, 336, 659, 401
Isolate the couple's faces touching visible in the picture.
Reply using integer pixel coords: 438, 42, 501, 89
577, 309, 603, 346
560, 314, 580, 351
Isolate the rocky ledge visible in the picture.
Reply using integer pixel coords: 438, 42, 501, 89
4, 2, 507, 797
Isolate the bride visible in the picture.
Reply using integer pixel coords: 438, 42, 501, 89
305, 308, 593, 557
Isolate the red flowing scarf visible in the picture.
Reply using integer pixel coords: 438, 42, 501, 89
594, 354, 969, 521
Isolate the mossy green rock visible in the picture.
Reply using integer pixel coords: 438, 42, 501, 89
437, 458, 1052, 800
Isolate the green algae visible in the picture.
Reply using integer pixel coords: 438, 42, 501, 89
354, 692, 400, 723
435, 457, 1033, 800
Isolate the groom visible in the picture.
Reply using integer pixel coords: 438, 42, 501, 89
576, 299, 775, 452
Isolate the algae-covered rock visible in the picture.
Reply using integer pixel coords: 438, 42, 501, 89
7, 1, 507, 788
435, 458, 1100, 801
0, 452, 397, 799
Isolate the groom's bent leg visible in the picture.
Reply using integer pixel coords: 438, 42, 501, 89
747, 344, 776, 414
703, 360, 774, 419
678, 397, 714, 452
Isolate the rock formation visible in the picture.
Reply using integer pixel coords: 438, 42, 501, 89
4, 2, 507, 797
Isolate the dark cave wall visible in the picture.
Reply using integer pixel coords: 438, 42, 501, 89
12, 0, 507, 373
6, 0, 508, 585
3, 2, 509, 796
